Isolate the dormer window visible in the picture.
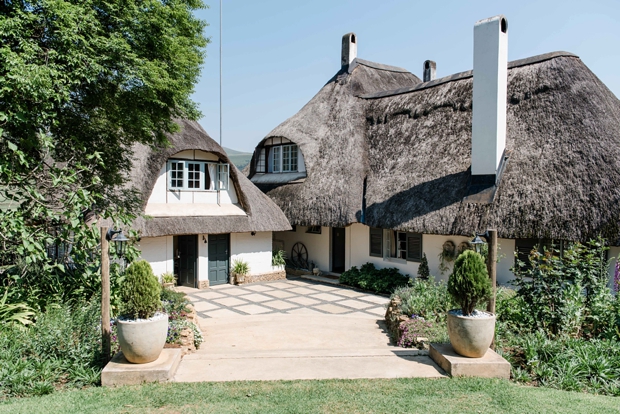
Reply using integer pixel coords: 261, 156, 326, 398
254, 137, 305, 175
167, 160, 229, 191
271, 144, 298, 173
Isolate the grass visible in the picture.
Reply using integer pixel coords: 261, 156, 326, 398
0, 378, 618, 414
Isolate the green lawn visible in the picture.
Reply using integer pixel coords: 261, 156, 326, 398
1, 378, 618, 414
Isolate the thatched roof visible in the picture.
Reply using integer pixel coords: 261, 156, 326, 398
131, 119, 291, 237
249, 53, 620, 244
249, 58, 421, 227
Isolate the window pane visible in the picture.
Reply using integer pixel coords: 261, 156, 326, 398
218, 164, 229, 190
170, 161, 184, 189
282, 145, 291, 172
406, 233, 422, 261
369, 227, 382, 257
256, 148, 266, 173
187, 162, 201, 189
207, 163, 216, 190
290, 145, 298, 171
272, 146, 281, 173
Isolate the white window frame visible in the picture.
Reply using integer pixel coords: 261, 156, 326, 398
381, 229, 423, 263
167, 160, 230, 192
269, 144, 298, 173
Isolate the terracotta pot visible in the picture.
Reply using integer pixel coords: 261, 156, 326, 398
117, 313, 168, 363
447, 310, 495, 358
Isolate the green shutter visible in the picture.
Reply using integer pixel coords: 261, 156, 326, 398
369, 227, 382, 257
406, 233, 422, 261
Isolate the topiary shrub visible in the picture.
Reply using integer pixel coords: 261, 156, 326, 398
448, 250, 491, 315
417, 253, 430, 280
121, 260, 161, 319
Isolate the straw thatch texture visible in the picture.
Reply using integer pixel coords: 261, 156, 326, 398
250, 59, 420, 227
130, 119, 291, 237
364, 55, 620, 243
250, 53, 620, 244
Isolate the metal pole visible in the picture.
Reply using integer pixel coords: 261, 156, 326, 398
101, 227, 111, 362
220, 0, 222, 146
487, 229, 497, 314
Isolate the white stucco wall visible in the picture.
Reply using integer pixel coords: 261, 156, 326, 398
145, 149, 239, 207
273, 226, 331, 271
231, 231, 273, 276
343, 223, 523, 284
138, 236, 174, 280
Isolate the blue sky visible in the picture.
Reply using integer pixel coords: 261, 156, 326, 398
192, 0, 620, 152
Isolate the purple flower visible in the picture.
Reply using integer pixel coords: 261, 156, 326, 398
614, 259, 620, 294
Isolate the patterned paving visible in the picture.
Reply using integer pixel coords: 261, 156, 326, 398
182, 277, 390, 319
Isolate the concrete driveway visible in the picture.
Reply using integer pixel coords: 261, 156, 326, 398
173, 277, 446, 382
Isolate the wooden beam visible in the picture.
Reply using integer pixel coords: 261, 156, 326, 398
486, 229, 497, 314
101, 227, 111, 362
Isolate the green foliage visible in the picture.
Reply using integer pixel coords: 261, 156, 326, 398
272, 250, 286, 267
448, 250, 491, 315
392, 277, 453, 322
121, 260, 161, 320
510, 239, 617, 338
340, 263, 409, 294
498, 331, 620, 396
0, 0, 208, 205
417, 253, 430, 280
0, 289, 34, 326
231, 259, 250, 276
161, 288, 191, 320
167, 318, 204, 349
161, 272, 176, 284
0, 301, 103, 398
397, 317, 448, 347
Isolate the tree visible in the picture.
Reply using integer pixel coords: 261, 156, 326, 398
0, 1, 208, 304
417, 253, 430, 280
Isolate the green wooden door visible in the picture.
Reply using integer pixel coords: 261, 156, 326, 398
177, 235, 197, 287
208, 234, 229, 285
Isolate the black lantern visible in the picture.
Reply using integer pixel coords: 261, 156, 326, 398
471, 231, 489, 254
106, 228, 129, 257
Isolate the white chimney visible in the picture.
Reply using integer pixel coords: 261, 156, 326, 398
341, 33, 357, 68
471, 15, 508, 178
423, 60, 436, 82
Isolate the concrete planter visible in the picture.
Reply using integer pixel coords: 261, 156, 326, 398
117, 313, 169, 364
162, 282, 175, 290
233, 273, 246, 285
447, 310, 495, 358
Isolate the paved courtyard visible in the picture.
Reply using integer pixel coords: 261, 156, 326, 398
181, 276, 391, 319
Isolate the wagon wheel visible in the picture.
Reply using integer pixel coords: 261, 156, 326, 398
291, 242, 309, 270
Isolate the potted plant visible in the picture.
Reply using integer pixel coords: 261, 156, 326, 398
116, 260, 168, 363
446, 250, 493, 358
272, 249, 286, 270
231, 259, 250, 284
161, 272, 176, 289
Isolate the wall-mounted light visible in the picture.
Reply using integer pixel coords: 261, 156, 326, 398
202, 235, 207, 244
251, 232, 256, 236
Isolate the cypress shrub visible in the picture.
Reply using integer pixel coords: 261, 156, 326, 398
448, 250, 491, 315
417, 253, 430, 280
121, 260, 161, 319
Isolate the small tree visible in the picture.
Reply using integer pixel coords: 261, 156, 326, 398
417, 253, 430, 280
121, 260, 161, 320
448, 250, 491, 315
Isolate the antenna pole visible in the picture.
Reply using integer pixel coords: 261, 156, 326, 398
220, 0, 222, 146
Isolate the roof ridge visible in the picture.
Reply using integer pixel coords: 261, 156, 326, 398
361, 51, 579, 99
348, 58, 411, 74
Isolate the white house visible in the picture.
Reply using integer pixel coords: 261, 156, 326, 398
246, 17, 620, 284
131, 119, 291, 288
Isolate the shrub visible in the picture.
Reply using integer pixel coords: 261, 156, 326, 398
392, 277, 453, 322
0, 301, 103, 398
161, 288, 191, 321
511, 239, 617, 338
272, 250, 286, 267
447, 250, 491, 315
498, 331, 620, 396
0, 289, 34, 326
417, 253, 430, 280
121, 260, 161, 319
231, 259, 250, 276
340, 263, 409, 294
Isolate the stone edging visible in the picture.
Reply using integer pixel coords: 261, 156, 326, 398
385, 295, 430, 353
234, 269, 287, 285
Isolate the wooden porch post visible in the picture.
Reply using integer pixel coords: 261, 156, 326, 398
101, 227, 111, 362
